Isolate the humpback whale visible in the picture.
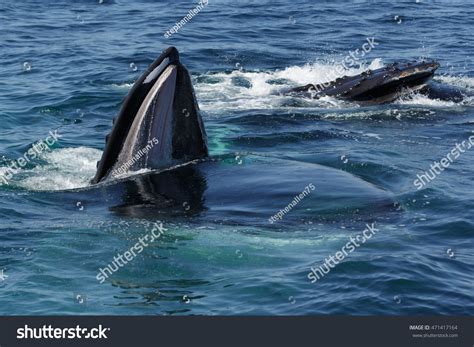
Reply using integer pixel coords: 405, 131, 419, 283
84, 46, 399, 222
283, 60, 466, 104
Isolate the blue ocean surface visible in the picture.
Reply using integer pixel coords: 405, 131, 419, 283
0, 0, 473, 315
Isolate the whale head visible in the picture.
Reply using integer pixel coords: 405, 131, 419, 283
284, 59, 440, 105
92, 47, 208, 183
331, 59, 441, 104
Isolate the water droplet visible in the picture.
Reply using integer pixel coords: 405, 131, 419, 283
75, 294, 86, 304
288, 296, 296, 304
99, 0, 104, 4
340, 155, 349, 164
394, 15, 402, 24
22, 62, 32, 72
76, 14, 85, 24
75, 109, 84, 118
182, 295, 191, 304
235, 155, 243, 165
446, 248, 455, 258
76, 202, 84, 211
182, 201, 191, 211
394, 110, 402, 120
129, 62, 138, 72
289, 16, 296, 24
182, 108, 190, 118
393, 202, 402, 210
393, 295, 401, 304
235, 62, 243, 71
235, 249, 243, 258
0, 269, 8, 281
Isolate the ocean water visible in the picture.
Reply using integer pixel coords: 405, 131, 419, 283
0, 0, 473, 315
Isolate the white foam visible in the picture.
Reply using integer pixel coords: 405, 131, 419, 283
195, 58, 385, 112
395, 93, 458, 107
111, 83, 134, 89
0, 165, 20, 177
363, 133, 383, 140
436, 75, 474, 91
15, 147, 102, 191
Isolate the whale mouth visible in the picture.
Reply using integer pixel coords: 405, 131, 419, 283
92, 47, 208, 184
337, 60, 440, 104
283, 59, 441, 105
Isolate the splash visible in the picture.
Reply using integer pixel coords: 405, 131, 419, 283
12, 147, 102, 191
112, 59, 470, 112
195, 58, 385, 112
396, 93, 458, 107
436, 75, 474, 91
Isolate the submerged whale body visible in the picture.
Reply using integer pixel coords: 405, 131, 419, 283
64, 154, 397, 224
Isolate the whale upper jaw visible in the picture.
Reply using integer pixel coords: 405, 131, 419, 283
92, 47, 208, 184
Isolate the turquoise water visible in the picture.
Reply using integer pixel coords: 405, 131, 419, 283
0, 0, 473, 315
